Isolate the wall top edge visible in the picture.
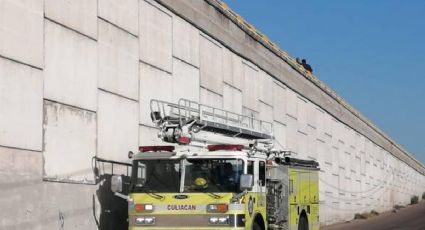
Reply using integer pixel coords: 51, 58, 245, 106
153, 0, 425, 173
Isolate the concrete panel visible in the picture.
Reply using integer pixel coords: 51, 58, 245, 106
259, 101, 273, 124
0, 147, 97, 229
307, 104, 318, 129
139, 125, 164, 146
200, 87, 223, 108
223, 83, 242, 114
139, 0, 172, 72
273, 121, 286, 150
0, 58, 43, 151
307, 126, 318, 160
242, 61, 259, 111
173, 16, 199, 67
43, 101, 96, 182
259, 71, 273, 106
315, 107, 326, 141
172, 58, 200, 102
139, 62, 172, 125
286, 89, 298, 119
297, 131, 308, 159
200, 34, 223, 94
98, 0, 138, 35
98, 19, 139, 100
286, 116, 299, 154
272, 82, 287, 124
0, 147, 43, 229
297, 96, 308, 134
44, 21, 97, 111
0, 0, 43, 67
97, 90, 139, 162
45, 0, 97, 39
316, 139, 325, 166
223, 49, 244, 90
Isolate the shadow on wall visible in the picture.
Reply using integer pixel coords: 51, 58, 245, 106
93, 157, 132, 230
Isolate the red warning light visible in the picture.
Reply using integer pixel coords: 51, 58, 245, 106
207, 144, 244, 151
178, 136, 191, 144
139, 146, 175, 152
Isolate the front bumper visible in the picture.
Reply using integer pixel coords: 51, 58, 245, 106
129, 214, 245, 229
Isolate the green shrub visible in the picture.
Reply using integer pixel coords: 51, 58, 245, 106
394, 204, 404, 210
370, 210, 379, 216
354, 213, 366, 219
411, 195, 419, 204
354, 211, 379, 220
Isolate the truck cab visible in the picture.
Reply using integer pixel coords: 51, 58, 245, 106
110, 98, 319, 230
124, 144, 267, 230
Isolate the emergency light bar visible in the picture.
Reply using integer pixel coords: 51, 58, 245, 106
139, 146, 175, 152
207, 144, 244, 151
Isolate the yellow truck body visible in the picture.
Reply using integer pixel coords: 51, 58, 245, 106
126, 149, 319, 230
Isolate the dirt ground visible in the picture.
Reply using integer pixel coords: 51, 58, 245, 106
322, 201, 425, 230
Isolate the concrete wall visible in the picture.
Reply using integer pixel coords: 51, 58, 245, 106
0, 0, 424, 228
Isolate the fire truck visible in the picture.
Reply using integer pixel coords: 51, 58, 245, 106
111, 98, 319, 230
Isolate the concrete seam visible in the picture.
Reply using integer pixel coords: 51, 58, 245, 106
139, 123, 159, 129
44, 17, 98, 42
43, 178, 96, 185
98, 16, 138, 37
273, 119, 286, 126
0, 144, 42, 153
139, 60, 172, 75
0, 55, 43, 70
97, 88, 139, 103
172, 55, 199, 70
200, 86, 223, 97
43, 98, 97, 114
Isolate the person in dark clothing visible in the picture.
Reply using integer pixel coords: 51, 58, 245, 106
301, 59, 313, 73
296, 57, 302, 65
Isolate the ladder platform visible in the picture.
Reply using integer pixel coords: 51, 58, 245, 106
150, 98, 273, 140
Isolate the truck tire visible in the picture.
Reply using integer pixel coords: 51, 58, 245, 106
298, 216, 309, 230
252, 221, 262, 230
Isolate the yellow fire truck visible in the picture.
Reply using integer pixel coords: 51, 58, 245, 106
111, 99, 319, 230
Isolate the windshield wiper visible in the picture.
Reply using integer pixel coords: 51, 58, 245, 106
207, 192, 222, 199
147, 192, 165, 200
138, 188, 165, 200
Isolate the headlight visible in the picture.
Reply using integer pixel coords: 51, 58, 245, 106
209, 217, 219, 224
135, 216, 155, 225
144, 217, 155, 224
135, 217, 145, 225
218, 217, 228, 224
209, 216, 228, 225
207, 204, 228, 213
134, 204, 154, 212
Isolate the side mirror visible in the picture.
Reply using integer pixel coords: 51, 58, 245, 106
239, 174, 253, 191
111, 175, 123, 193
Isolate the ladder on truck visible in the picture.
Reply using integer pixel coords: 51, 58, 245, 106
150, 98, 273, 145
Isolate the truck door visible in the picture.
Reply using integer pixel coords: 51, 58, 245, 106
288, 169, 299, 230
309, 171, 319, 230
258, 160, 266, 207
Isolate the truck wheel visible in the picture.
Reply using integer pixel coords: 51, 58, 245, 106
252, 222, 262, 230
298, 216, 309, 230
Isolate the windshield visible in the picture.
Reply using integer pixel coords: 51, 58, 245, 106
130, 158, 244, 193
131, 159, 181, 193
184, 159, 243, 193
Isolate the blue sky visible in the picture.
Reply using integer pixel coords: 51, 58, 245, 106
224, 0, 425, 164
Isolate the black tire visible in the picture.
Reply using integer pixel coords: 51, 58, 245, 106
252, 221, 262, 230
298, 216, 309, 230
